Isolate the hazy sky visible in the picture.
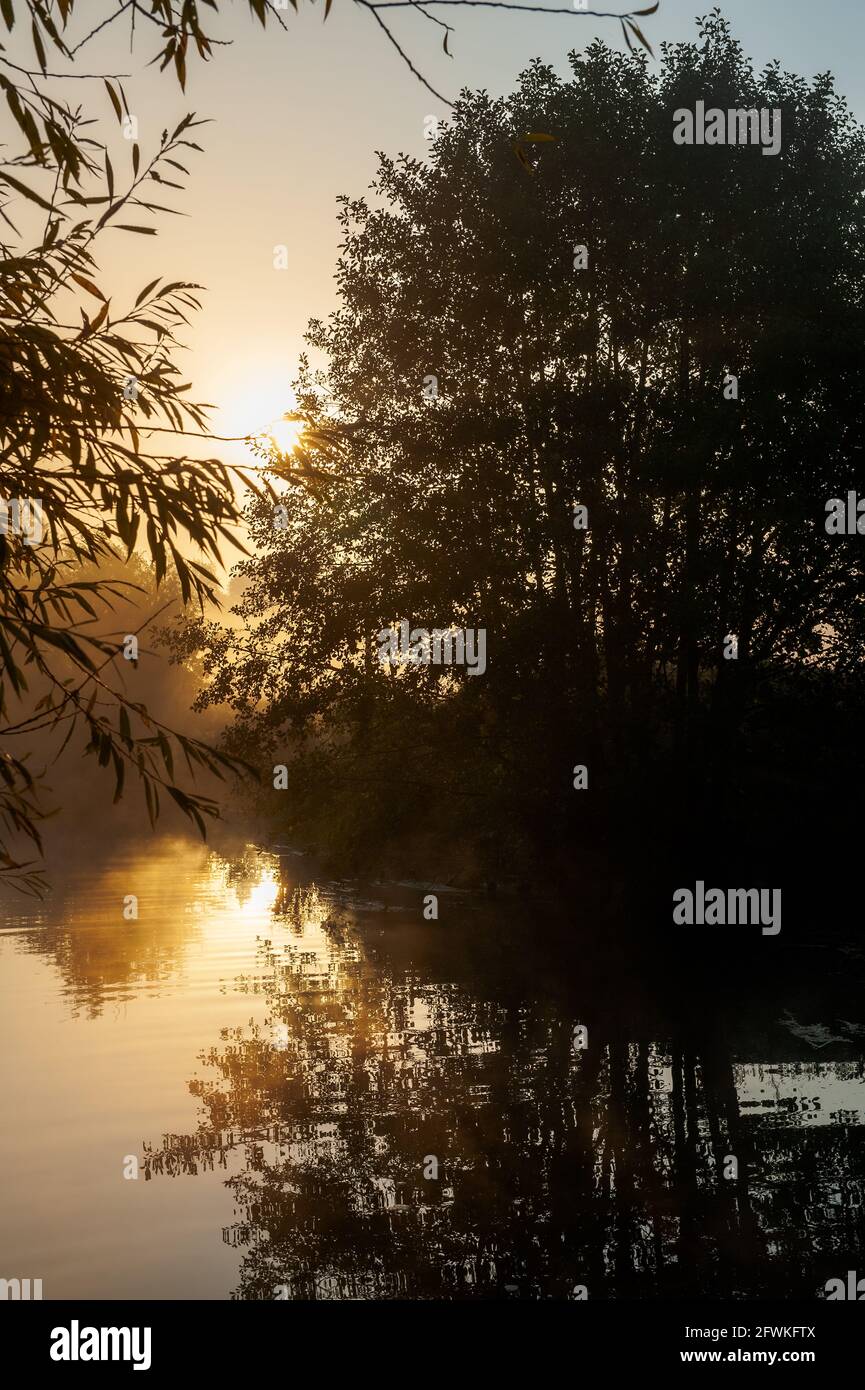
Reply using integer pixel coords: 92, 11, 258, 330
15, 1, 865, 475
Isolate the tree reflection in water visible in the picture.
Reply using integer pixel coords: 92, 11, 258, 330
141, 862, 865, 1300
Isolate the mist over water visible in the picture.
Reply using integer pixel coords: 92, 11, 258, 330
2, 832, 863, 1300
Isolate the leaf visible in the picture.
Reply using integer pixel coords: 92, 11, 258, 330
631, 2, 660, 14
70, 271, 106, 300
135, 278, 161, 307
20, 107, 43, 162
114, 224, 157, 235
88, 298, 109, 334
513, 132, 557, 176
157, 732, 174, 779
513, 143, 534, 175
0, 169, 56, 211
443, 29, 450, 57
620, 18, 635, 54
42, 217, 60, 250
104, 80, 123, 123
626, 18, 654, 57
105, 150, 114, 199
3, 83, 42, 160
0, 0, 14, 32
143, 776, 159, 828
324, 0, 333, 17
31, 18, 46, 74
132, 142, 140, 177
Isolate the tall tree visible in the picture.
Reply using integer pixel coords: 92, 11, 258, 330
171, 14, 865, 878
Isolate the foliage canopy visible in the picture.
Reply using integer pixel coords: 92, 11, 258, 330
176, 13, 865, 882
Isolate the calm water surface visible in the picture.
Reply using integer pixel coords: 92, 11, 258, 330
2, 834, 864, 1300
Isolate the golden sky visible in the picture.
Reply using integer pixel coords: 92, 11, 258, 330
8, 1, 865, 478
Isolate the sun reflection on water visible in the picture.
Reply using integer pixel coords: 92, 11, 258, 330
4, 836, 865, 1300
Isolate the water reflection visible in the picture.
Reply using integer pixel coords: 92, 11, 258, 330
3, 838, 865, 1299
135, 852, 865, 1301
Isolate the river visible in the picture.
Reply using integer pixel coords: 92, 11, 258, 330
1, 833, 864, 1300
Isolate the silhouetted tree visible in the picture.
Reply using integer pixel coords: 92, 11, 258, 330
175, 13, 865, 881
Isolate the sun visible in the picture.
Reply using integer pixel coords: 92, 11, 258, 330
216, 370, 304, 461
266, 415, 305, 457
